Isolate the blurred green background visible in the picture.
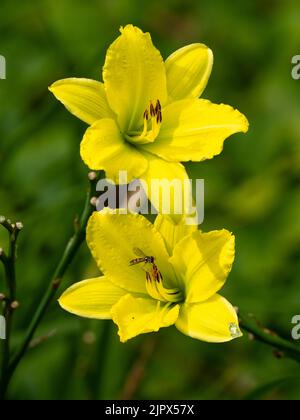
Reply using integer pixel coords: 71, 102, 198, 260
1, 0, 300, 400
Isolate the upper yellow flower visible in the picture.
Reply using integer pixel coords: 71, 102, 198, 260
49, 25, 249, 191
59, 211, 242, 343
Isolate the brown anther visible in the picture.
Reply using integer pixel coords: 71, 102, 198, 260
150, 103, 155, 117
155, 100, 161, 113
156, 111, 162, 124
143, 110, 149, 120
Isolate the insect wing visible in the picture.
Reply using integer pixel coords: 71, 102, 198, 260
129, 248, 146, 266
133, 247, 146, 258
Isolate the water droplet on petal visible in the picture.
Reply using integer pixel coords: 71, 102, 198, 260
229, 323, 241, 338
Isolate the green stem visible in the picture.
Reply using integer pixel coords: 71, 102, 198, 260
0, 221, 22, 398
239, 312, 300, 363
0, 172, 100, 399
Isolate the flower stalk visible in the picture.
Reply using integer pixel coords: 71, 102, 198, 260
239, 312, 300, 363
0, 171, 102, 399
0, 217, 23, 398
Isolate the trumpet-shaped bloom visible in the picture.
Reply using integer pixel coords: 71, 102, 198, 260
49, 25, 249, 191
59, 211, 242, 343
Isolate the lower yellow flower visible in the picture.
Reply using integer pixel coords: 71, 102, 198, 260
59, 212, 242, 343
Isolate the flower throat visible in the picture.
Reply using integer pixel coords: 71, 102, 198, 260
126, 100, 162, 145
129, 248, 182, 303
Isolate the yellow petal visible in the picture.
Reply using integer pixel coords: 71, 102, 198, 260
103, 25, 167, 131
176, 295, 242, 343
143, 99, 249, 162
49, 78, 113, 125
154, 215, 197, 256
58, 276, 125, 319
141, 152, 191, 224
111, 294, 180, 342
80, 118, 148, 182
86, 211, 172, 294
165, 43, 213, 101
170, 230, 235, 303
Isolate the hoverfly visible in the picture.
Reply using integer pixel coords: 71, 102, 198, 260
129, 248, 163, 283
129, 248, 155, 266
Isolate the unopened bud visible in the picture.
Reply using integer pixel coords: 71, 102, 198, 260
88, 172, 97, 181
11, 301, 20, 310
16, 222, 24, 230
90, 197, 98, 207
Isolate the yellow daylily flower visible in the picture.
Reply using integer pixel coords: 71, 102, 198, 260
49, 24, 249, 189
59, 211, 242, 343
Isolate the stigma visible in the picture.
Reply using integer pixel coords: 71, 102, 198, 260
126, 100, 162, 145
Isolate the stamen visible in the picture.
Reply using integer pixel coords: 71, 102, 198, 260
150, 103, 155, 117
126, 100, 163, 145
146, 272, 163, 301
156, 280, 183, 303
156, 111, 162, 124
144, 264, 183, 303
155, 100, 161, 113
140, 113, 149, 138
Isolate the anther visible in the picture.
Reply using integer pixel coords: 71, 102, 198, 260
155, 100, 161, 113
156, 111, 162, 124
128, 100, 162, 144
143, 110, 149, 121
150, 103, 155, 117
